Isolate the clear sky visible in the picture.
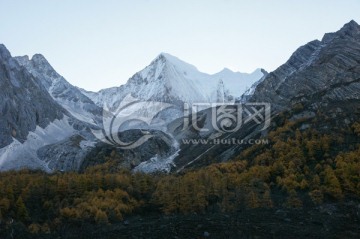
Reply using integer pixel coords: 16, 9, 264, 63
1, 0, 360, 91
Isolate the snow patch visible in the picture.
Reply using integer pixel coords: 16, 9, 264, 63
80, 140, 96, 150
0, 117, 75, 172
58, 99, 97, 125
134, 139, 180, 173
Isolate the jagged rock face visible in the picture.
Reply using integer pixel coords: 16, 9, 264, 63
0, 45, 99, 172
239, 69, 268, 102
164, 20, 360, 173
14, 55, 103, 126
79, 129, 178, 173
37, 135, 92, 172
2, 20, 360, 174
1, 44, 262, 173
0, 44, 65, 148
5, 21, 360, 174
251, 20, 360, 111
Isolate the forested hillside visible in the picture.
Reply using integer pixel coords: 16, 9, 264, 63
1, 105, 360, 238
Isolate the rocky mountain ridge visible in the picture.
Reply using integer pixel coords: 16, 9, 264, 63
0, 45, 263, 172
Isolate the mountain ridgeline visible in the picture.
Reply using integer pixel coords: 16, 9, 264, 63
251, 20, 360, 110
160, 20, 360, 172
1, 20, 360, 238
0, 44, 263, 172
0, 21, 360, 173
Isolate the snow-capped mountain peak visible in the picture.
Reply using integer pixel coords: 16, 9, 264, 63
1, 44, 265, 173
83, 53, 265, 108
156, 52, 200, 73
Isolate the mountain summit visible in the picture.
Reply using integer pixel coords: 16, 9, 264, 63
164, 20, 360, 173
250, 20, 360, 110
82, 52, 264, 108
2, 20, 360, 173
14, 54, 102, 125
0, 46, 264, 172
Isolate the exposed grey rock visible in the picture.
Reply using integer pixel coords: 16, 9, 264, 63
251, 20, 360, 111
289, 111, 316, 121
2, 20, 360, 174
14, 54, 103, 126
0, 44, 65, 148
166, 20, 360, 173
0, 45, 98, 172
37, 135, 91, 171
79, 129, 178, 173
239, 68, 269, 103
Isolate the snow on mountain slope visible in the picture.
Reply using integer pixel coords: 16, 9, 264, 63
14, 55, 102, 126
239, 69, 268, 102
0, 116, 75, 172
82, 53, 264, 108
1, 45, 264, 173
0, 45, 98, 172
212, 67, 265, 97
0, 44, 67, 148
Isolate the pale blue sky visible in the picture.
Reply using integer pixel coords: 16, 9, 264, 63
1, 0, 359, 91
